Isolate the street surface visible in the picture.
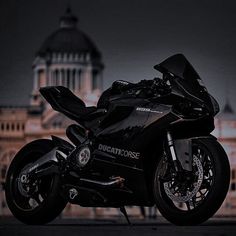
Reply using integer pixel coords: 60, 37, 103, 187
0, 216, 235, 236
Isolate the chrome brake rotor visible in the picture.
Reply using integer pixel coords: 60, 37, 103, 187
163, 156, 204, 203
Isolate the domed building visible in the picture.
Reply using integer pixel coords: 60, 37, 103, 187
0, 8, 104, 216
31, 7, 103, 108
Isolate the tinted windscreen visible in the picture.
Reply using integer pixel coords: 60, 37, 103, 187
154, 54, 207, 100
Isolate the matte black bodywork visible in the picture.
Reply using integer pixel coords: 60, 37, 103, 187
38, 54, 219, 207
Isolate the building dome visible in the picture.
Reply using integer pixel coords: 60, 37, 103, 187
31, 7, 104, 107
37, 7, 101, 61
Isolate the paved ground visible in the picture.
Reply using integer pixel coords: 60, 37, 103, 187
0, 216, 236, 236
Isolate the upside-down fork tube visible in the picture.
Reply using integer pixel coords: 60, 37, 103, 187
166, 131, 179, 171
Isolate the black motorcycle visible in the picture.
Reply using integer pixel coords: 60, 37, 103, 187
5, 54, 230, 225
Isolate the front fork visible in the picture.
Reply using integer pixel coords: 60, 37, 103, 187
166, 131, 179, 171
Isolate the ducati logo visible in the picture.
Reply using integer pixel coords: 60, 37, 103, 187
98, 144, 140, 160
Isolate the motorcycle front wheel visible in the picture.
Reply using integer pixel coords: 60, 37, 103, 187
5, 139, 67, 225
154, 138, 230, 225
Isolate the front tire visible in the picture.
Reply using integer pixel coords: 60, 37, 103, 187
5, 139, 67, 225
154, 138, 230, 225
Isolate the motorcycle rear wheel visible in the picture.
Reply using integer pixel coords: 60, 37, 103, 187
154, 138, 230, 225
5, 139, 67, 225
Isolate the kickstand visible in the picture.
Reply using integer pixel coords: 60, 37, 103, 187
120, 206, 132, 226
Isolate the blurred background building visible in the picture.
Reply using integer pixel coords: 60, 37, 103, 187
213, 101, 236, 215
0, 7, 236, 218
0, 8, 105, 217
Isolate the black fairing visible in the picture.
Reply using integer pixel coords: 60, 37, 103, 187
154, 54, 216, 115
37, 54, 219, 207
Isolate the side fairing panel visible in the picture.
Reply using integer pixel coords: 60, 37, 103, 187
93, 99, 177, 167
90, 98, 179, 204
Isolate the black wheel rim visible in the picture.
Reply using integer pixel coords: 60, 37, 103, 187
158, 143, 215, 212
9, 151, 54, 212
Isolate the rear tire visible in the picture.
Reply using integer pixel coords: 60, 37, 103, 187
5, 139, 67, 225
153, 138, 230, 225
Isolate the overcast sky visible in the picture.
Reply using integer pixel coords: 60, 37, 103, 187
0, 0, 236, 110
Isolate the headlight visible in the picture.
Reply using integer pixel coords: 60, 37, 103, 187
173, 101, 207, 119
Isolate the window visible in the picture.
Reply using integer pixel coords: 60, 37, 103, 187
232, 169, 235, 179
231, 183, 236, 191
52, 121, 62, 129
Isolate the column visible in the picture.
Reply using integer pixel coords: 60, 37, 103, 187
66, 69, 69, 88
33, 69, 38, 90
65, 69, 68, 88
76, 69, 81, 91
